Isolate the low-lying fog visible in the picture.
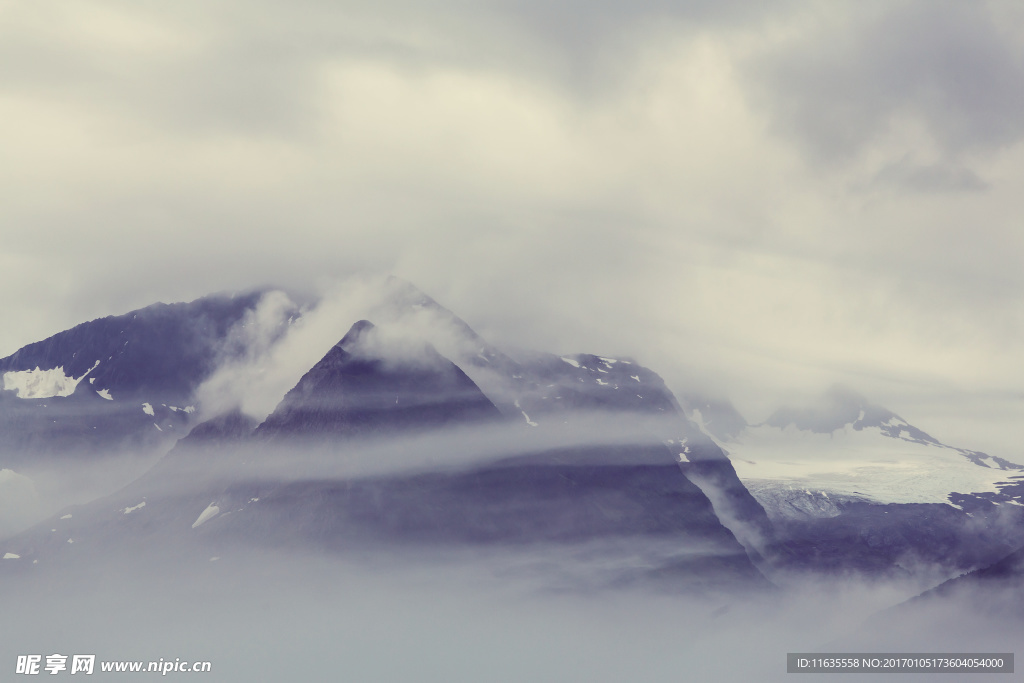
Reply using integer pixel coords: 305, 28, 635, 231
0, 411, 698, 541
0, 451, 165, 541
3, 411, 1022, 682
3, 540, 1020, 683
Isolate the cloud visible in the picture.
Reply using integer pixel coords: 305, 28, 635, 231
192, 290, 306, 419
0, 0, 1022, 461
6, 529, 1016, 683
746, 2, 1024, 164
193, 278, 391, 420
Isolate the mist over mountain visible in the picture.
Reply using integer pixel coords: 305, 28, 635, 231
256, 319, 503, 439
673, 383, 1024, 581
1, 281, 776, 597
0, 290, 301, 460
1, 278, 1022, 681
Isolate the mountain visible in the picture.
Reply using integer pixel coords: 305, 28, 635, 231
304, 277, 777, 565
1, 313, 773, 594
0, 289, 303, 542
700, 386, 1024, 576
10, 280, 1018, 586
0, 289, 301, 463
255, 319, 502, 439
724, 386, 1024, 515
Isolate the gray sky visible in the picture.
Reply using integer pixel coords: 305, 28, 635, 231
1, 0, 1022, 457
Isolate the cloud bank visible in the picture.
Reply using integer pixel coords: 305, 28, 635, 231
0, 0, 1021, 458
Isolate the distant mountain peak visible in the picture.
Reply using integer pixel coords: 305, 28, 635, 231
764, 385, 930, 438
679, 393, 748, 442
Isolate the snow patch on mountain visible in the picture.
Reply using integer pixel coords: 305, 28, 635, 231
514, 400, 538, 427
142, 403, 155, 416
2, 360, 100, 399
728, 424, 1018, 509
191, 503, 220, 528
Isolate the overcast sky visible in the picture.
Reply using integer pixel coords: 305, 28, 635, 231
1, 0, 1022, 457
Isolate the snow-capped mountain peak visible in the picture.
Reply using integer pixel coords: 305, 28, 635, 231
719, 386, 1024, 520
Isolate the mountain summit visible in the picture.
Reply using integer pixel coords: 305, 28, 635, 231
255, 320, 502, 439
